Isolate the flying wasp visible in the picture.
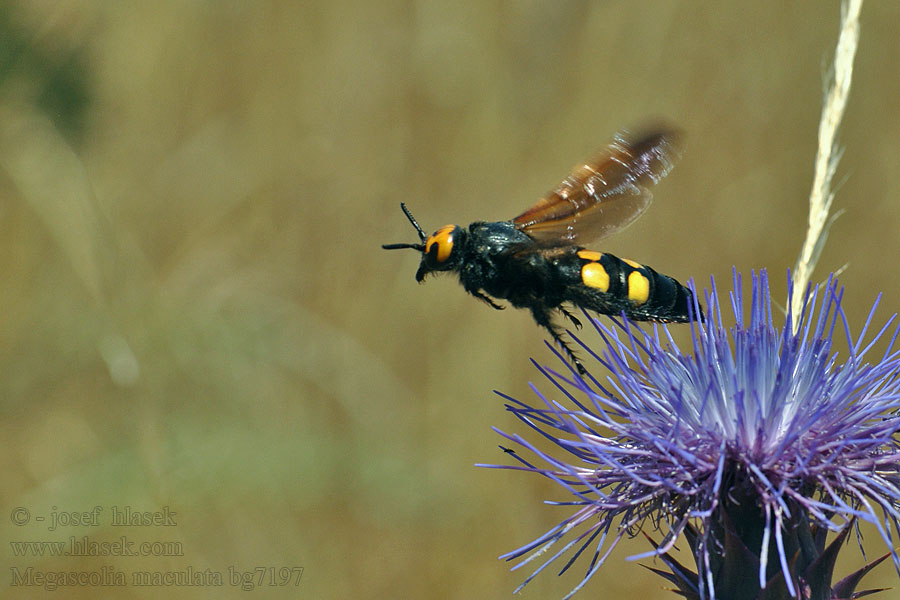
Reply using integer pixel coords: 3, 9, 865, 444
383, 127, 702, 374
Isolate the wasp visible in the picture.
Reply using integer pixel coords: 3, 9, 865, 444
383, 127, 702, 374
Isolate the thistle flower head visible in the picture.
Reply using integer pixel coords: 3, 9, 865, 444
485, 270, 900, 599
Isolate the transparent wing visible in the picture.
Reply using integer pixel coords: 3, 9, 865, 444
513, 128, 682, 245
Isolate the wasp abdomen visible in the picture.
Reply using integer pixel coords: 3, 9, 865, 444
569, 249, 699, 323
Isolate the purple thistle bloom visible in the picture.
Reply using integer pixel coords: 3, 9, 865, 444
482, 270, 900, 599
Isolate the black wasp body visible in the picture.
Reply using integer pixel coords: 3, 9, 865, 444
383, 128, 702, 374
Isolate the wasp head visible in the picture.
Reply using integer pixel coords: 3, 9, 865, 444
382, 203, 466, 282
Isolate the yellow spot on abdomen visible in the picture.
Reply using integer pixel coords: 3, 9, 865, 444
623, 258, 642, 269
581, 262, 609, 292
577, 249, 604, 262
627, 271, 650, 304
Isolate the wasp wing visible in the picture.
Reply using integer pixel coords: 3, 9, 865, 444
513, 128, 682, 245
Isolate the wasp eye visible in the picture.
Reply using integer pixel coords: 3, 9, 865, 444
425, 225, 456, 264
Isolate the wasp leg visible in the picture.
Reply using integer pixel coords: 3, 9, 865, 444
472, 290, 505, 311
558, 306, 582, 330
529, 306, 586, 375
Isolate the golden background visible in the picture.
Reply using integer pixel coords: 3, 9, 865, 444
2, 1, 900, 598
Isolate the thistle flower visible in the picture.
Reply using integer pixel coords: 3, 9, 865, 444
484, 270, 900, 599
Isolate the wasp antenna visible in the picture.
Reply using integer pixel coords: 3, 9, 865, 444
382, 242, 425, 251
399, 202, 427, 243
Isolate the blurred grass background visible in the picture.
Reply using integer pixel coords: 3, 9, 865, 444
2, 1, 900, 598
